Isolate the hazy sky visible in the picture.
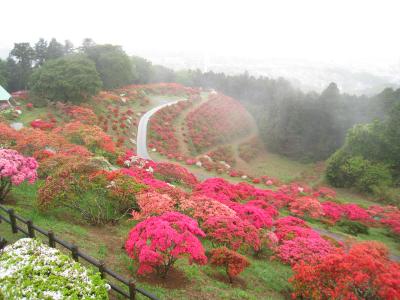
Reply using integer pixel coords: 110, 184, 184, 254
1, 0, 400, 66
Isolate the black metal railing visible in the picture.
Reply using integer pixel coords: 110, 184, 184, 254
0, 204, 159, 300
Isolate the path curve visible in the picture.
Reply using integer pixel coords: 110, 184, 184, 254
136, 99, 185, 159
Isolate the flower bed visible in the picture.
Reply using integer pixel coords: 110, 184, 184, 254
0, 238, 109, 299
185, 93, 253, 153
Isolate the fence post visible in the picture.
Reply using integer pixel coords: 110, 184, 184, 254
129, 280, 136, 300
98, 260, 106, 279
71, 244, 79, 261
48, 230, 56, 248
8, 209, 18, 234
27, 220, 35, 238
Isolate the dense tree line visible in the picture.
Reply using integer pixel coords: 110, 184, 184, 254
173, 70, 385, 161
326, 89, 400, 203
1, 38, 156, 99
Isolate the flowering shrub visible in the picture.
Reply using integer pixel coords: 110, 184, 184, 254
276, 236, 335, 265
232, 204, 273, 229
54, 121, 116, 154
322, 201, 373, 224
290, 241, 400, 300
210, 247, 250, 283
64, 105, 98, 125
0, 238, 109, 299
39, 163, 144, 224
179, 195, 237, 222
289, 196, 324, 219
125, 212, 207, 278
202, 216, 260, 252
0, 149, 38, 202
368, 205, 400, 237
30, 119, 56, 130
148, 100, 194, 158
131, 192, 177, 220
273, 216, 336, 265
185, 93, 252, 152
153, 162, 198, 187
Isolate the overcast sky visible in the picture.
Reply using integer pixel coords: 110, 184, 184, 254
1, 0, 400, 67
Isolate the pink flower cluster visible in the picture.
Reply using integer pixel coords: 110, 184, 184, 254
131, 192, 177, 220
125, 212, 207, 276
322, 201, 372, 224
0, 149, 38, 185
273, 216, 336, 265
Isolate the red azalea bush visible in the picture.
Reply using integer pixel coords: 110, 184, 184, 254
54, 121, 116, 153
148, 100, 194, 158
64, 105, 98, 125
322, 201, 373, 224
0, 149, 38, 202
210, 247, 250, 283
202, 216, 260, 252
153, 162, 198, 187
289, 196, 324, 219
131, 192, 177, 220
125, 212, 207, 278
368, 205, 400, 237
30, 119, 56, 130
290, 241, 400, 300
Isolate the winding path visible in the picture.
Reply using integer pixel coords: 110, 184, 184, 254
136, 99, 185, 159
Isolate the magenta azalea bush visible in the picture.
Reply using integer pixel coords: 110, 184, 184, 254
0, 149, 38, 202
125, 212, 207, 278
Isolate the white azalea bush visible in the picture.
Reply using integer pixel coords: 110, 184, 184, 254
0, 238, 109, 299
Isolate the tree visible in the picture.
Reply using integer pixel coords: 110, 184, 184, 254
7, 43, 35, 90
64, 40, 74, 55
46, 38, 64, 60
131, 55, 153, 84
84, 44, 134, 89
0, 59, 7, 87
29, 55, 102, 103
150, 65, 175, 82
34, 38, 48, 66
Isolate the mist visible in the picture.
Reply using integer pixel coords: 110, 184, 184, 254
2, 0, 400, 95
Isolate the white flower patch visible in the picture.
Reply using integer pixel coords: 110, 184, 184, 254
0, 238, 109, 299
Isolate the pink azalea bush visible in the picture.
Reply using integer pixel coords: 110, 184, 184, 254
202, 216, 261, 252
179, 195, 237, 222
131, 192, 177, 220
273, 216, 337, 265
125, 212, 207, 277
0, 149, 38, 202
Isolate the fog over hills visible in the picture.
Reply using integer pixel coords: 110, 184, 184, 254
139, 50, 400, 96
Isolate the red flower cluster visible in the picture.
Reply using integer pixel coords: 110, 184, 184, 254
290, 241, 400, 300
148, 100, 194, 158
30, 119, 56, 130
210, 247, 250, 283
153, 162, 198, 187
